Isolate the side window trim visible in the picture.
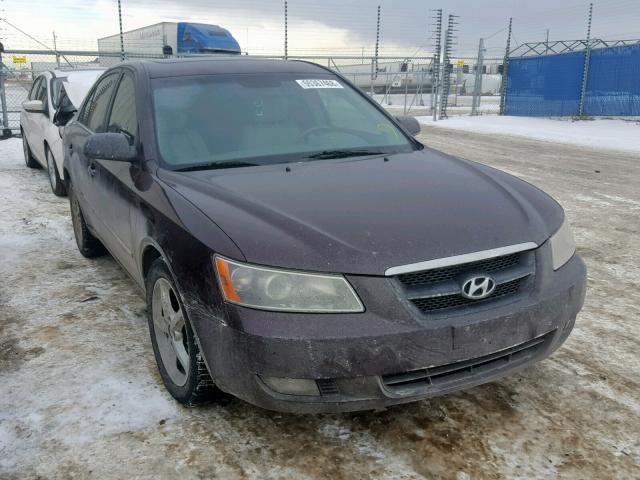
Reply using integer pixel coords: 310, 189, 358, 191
77, 86, 96, 127
80, 71, 121, 132
104, 72, 125, 134
106, 71, 138, 144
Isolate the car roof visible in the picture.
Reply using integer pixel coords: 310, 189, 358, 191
118, 56, 331, 79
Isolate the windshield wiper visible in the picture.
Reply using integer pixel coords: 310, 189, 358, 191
304, 149, 385, 160
173, 161, 258, 172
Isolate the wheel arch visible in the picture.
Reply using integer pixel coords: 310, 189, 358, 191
141, 243, 163, 280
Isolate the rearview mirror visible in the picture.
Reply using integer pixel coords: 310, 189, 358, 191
84, 132, 137, 162
23, 100, 45, 114
395, 115, 421, 136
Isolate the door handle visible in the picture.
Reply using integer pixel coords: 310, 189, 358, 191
88, 162, 97, 177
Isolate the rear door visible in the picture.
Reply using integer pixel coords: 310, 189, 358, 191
65, 72, 120, 229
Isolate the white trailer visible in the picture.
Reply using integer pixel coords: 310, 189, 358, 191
98, 22, 241, 65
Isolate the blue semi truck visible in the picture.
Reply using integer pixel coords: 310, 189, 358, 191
98, 22, 241, 58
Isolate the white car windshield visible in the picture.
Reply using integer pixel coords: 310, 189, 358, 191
152, 73, 415, 171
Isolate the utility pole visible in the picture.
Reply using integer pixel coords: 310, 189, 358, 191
284, 1, 288, 59
439, 14, 458, 120
431, 9, 443, 121
578, 3, 593, 117
117, 0, 125, 61
471, 38, 485, 116
499, 17, 513, 115
53, 31, 60, 68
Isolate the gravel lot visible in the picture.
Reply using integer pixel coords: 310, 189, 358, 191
1, 127, 639, 479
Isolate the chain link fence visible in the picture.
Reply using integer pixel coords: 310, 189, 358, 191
0, 49, 504, 135
504, 42, 640, 117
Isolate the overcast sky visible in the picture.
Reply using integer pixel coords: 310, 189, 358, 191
1, 0, 639, 57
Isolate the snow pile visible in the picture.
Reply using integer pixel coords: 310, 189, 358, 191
416, 116, 640, 154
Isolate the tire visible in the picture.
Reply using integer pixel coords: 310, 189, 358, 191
68, 180, 107, 258
22, 131, 40, 169
46, 146, 67, 197
145, 258, 229, 406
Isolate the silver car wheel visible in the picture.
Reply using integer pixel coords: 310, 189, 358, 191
152, 278, 189, 387
46, 149, 58, 190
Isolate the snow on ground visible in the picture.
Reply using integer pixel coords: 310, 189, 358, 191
417, 116, 640, 154
1, 133, 640, 479
378, 95, 500, 117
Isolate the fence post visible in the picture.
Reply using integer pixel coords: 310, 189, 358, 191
499, 17, 513, 115
471, 38, 485, 116
374, 5, 381, 80
403, 69, 409, 114
284, 1, 288, 60
578, 3, 594, 117
0, 44, 11, 138
431, 9, 443, 121
370, 58, 375, 97
439, 15, 458, 120
117, 0, 125, 61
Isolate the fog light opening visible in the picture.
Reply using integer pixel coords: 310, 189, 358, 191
260, 376, 320, 396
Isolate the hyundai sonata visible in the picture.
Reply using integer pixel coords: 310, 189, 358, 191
62, 57, 586, 413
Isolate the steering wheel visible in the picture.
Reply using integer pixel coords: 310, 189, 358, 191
300, 125, 371, 142
300, 125, 344, 140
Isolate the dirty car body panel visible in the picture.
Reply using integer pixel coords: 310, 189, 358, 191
63, 57, 586, 413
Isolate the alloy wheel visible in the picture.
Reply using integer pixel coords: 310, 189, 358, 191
152, 278, 190, 387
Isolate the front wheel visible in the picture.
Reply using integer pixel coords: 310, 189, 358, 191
146, 258, 229, 406
46, 147, 67, 196
22, 132, 40, 169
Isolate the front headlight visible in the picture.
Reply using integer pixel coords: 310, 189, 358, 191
214, 256, 364, 313
550, 216, 576, 270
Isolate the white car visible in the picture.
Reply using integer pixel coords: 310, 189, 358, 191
20, 69, 104, 196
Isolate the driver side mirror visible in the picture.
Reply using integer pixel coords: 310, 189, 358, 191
23, 100, 45, 114
395, 115, 421, 136
84, 132, 137, 162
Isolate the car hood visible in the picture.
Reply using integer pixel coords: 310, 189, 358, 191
158, 148, 563, 275
61, 71, 104, 108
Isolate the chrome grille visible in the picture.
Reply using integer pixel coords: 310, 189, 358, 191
411, 277, 523, 313
393, 247, 536, 315
398, 252, 521, 288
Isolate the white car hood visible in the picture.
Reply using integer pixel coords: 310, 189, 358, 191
61, 71, 103, 108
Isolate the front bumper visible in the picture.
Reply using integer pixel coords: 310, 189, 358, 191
190, 253, 586, 413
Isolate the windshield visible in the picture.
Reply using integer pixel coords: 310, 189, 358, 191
152, 73, 415, 170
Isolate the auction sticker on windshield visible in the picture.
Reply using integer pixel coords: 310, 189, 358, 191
296, 79, 343, 89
